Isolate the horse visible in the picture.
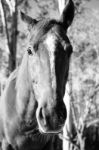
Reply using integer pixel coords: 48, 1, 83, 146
0, 0, 74, 150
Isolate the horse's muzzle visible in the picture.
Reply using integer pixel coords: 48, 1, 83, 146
36, 101, 67, 134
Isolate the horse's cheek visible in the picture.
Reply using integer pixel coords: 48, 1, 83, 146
28, 56, 40, 81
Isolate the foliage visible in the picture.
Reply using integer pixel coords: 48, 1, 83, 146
69, 7, 99, 120
67, 5, 99, 150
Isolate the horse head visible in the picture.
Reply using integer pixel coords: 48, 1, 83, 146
20, 0, 74, 134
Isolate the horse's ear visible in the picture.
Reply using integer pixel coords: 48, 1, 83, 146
20, 12, 37, 29
59, 0, 74, 30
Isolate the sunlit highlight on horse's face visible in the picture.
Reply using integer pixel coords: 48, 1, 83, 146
27, 22, 72, 134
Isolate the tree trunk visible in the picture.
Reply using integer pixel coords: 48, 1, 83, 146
8, 1, 17, 74
8, 52, 16, 74
1, 0, 18, 76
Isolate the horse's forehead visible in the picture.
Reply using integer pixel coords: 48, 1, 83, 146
44, 33, 56, 53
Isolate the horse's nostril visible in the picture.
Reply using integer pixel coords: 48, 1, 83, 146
39, 107, 47, 126
39, 107, 43, 119
38, 103, 66, 133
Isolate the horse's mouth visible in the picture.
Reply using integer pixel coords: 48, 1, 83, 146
21, 124, 39, 136
23, 126, 62, 136
38, 123, 64, 135
39, 128, 62, 135
20, 120, 38, 135
24, 128, 38, 135
22, 123, 63, 136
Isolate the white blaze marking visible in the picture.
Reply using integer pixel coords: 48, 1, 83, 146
44, 34, 56, 97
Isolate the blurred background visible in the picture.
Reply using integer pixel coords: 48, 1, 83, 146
0, 0, 99, 149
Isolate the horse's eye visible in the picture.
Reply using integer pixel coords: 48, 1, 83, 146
27, 47, 33, 55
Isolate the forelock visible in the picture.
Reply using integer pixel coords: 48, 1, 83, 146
32, 19, 62, 51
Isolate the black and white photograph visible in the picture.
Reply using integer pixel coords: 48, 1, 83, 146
0, 0, 99, 150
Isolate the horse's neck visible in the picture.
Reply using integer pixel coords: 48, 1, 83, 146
16, 52, 31, 117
